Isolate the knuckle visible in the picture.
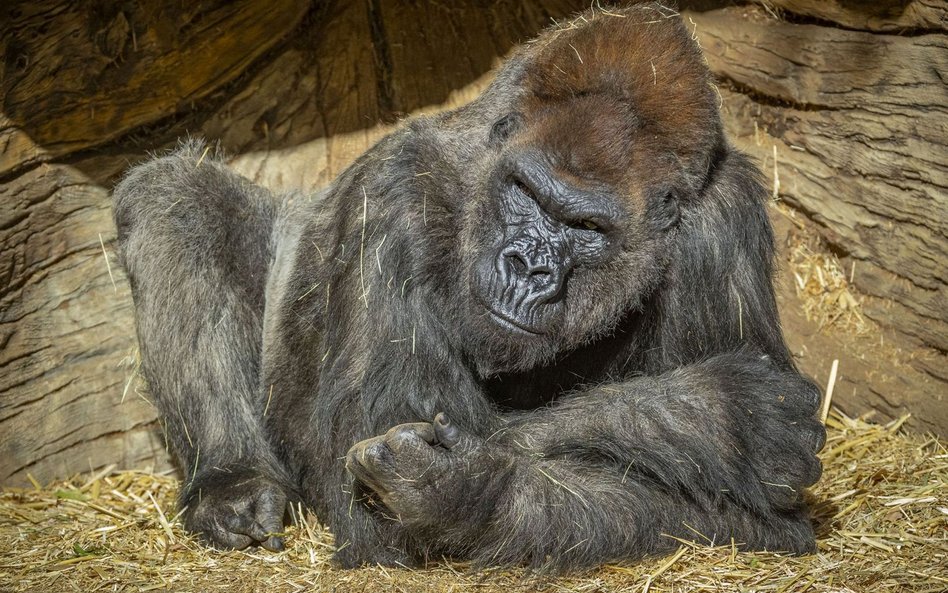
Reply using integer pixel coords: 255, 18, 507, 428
388, 425, 421, 447
367, 440, 395, 466
799, 378, 823, 412
805, 456, 823, 486
349, 439, 394, 471
810, 423, 827, 452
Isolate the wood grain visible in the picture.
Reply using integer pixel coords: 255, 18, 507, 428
0, 164, 166, 484
690, 6, 948, 351
763, 0, 946, 32
0, 0, 309, 176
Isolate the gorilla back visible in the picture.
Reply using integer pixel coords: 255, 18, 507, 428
114, 3, 825, 570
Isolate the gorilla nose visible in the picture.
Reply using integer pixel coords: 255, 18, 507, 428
504, 251, 553, 282
503, 249, 555, 286
500, 249, 567, 304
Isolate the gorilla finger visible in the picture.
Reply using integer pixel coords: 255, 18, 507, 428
433, 413, 461, 449
346, 438, 396, 488
247, 519, 271, 542
759, 482, 795, 508
221, 507, 256, 538
808, 423, 827, 453
247, 520, 285, 551
254, 492, 288, 550
254, 487, 287, 525
263, 534, 286, 552
384, 422, 437, 448
348, 435, 391, 467
800, 456, 823, 488
796, 379, 822, 414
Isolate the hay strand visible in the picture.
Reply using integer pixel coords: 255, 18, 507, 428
821, 359, 838, 424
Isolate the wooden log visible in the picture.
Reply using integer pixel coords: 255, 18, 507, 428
227, 0, 586, 191
222, 0, 395, 192
0, 0, 309, 177
0, 163, 167, 485
762, 0, 947, 32
689, 6, 948, 351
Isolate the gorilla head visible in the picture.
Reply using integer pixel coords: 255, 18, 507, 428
451, 10, 722, 373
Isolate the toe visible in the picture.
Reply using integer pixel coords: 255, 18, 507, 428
208, 524, 254, 550
263, 535, 285, 552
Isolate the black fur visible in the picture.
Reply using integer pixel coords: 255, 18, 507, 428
113, 4, 824, 571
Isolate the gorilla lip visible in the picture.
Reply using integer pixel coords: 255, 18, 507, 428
473, 263, 546, 336
485, 307, 544, 336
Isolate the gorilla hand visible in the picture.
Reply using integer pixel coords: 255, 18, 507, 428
724, 357, 826, 509
345, 414, 510, 540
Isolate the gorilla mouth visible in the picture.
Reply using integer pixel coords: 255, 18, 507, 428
472, 259, 549, 336
486, 306, 545, 336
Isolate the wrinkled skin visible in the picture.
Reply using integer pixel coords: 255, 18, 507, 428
113, 4, 825, 570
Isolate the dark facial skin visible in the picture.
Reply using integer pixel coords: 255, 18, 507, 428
474, 143, 624, 335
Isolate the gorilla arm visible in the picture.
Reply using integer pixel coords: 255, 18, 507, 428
346, 351, 824, 568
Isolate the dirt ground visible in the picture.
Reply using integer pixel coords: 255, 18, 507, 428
768, 210, 945, 436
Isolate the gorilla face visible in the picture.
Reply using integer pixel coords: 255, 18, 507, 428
472, 148, 623, 336
445, 7, 719, 375
462, 100, 685, 374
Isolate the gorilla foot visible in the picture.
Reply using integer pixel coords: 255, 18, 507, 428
182, 468, 289, 552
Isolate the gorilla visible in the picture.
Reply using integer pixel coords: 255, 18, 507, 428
113, 3, 825, 570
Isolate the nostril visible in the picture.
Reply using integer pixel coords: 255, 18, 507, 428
529, 267, 553, 284
502, 249, 558, 287
503, 250, 529, 275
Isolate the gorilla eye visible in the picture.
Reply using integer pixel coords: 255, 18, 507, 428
512, 178, 537, 201
489, 113, 522, 146
567, 219, 603, 233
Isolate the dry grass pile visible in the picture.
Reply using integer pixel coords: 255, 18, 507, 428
1, 411, 945, 593
787, 241, 868, 335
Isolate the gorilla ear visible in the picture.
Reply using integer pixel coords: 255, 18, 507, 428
489, 113, 523, 146
646, 187, 681, 233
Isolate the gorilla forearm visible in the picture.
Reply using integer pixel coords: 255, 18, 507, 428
343, 350, 823, 566
343, 355, 823, 567
347, 413, 817, 569
472, 460, 815, 568
501, 352, 824, 512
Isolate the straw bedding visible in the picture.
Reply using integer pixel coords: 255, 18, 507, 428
1, 411, 945, 592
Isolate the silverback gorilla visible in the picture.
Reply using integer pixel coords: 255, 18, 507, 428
113, 4, 825, 570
